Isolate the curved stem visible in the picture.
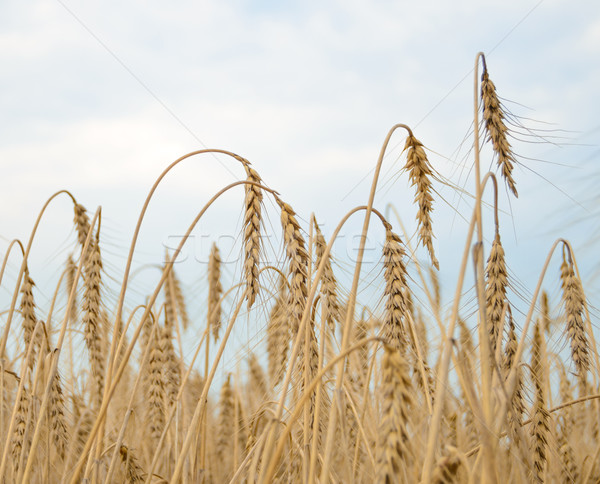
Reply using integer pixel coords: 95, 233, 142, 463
257, 205, 391, 484
169, 289, 248, 482
318, 123, 411, 482
0, 190, 77, 359
0, 239, 25, 358
261, 337, 383, 484
69, 179, 276, 484
420, 170, 496, 483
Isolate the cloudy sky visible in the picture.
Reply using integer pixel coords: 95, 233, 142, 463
1, 0, 599, 344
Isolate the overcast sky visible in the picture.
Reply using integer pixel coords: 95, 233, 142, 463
1, 0, 599, 348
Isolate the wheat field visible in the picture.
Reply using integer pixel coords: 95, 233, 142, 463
1, 52, 598, 483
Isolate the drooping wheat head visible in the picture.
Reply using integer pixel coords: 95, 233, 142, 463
243, 163, 263, 309
276, 195, 308, 334
403, 133, 439, 269
480, 61, 518, 197
73, 202, 91, 250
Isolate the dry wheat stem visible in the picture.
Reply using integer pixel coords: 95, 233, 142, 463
71, 180, 275, 484
260, 337, 383, 484
260, 205, 390, 484
169, 291, 249, 483
0, 190, 77, 360
106, 150, 275, 406
318, 123, 412, 483
421, 171, 493, 483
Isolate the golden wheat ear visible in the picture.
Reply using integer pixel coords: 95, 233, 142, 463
480, 59, 518, 197
376, 344, 413, 483
381, 223, 410, 350
403, 133, 439, 270
275, 195, 308, 335
313, 215, 341, 330
559, 249, 590, 385
243, 164, 263, 310
208, 242, 223, 342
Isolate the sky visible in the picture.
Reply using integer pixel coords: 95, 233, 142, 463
1, 0, 599, 368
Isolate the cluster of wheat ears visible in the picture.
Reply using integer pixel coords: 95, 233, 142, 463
1, 52, 598, 483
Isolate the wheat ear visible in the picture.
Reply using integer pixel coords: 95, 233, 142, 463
276, 195, 308, 334
82, 232, 105, 409
530, 321, 550, 484
403, 132, 439, 269
485, 232, 508, 352
243, 163, 263, 309
559, 249, 590, 385
313, 216, 341, 329
381, 223, 410, 350
19, 268, 38, 370
267, 277, 289, 387
376, 345, 413, 483
480, 59, 518, 197
119, 445, 144, 483
208, 242, 223, 341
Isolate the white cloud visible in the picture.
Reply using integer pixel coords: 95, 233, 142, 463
1, 0, 599, 302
